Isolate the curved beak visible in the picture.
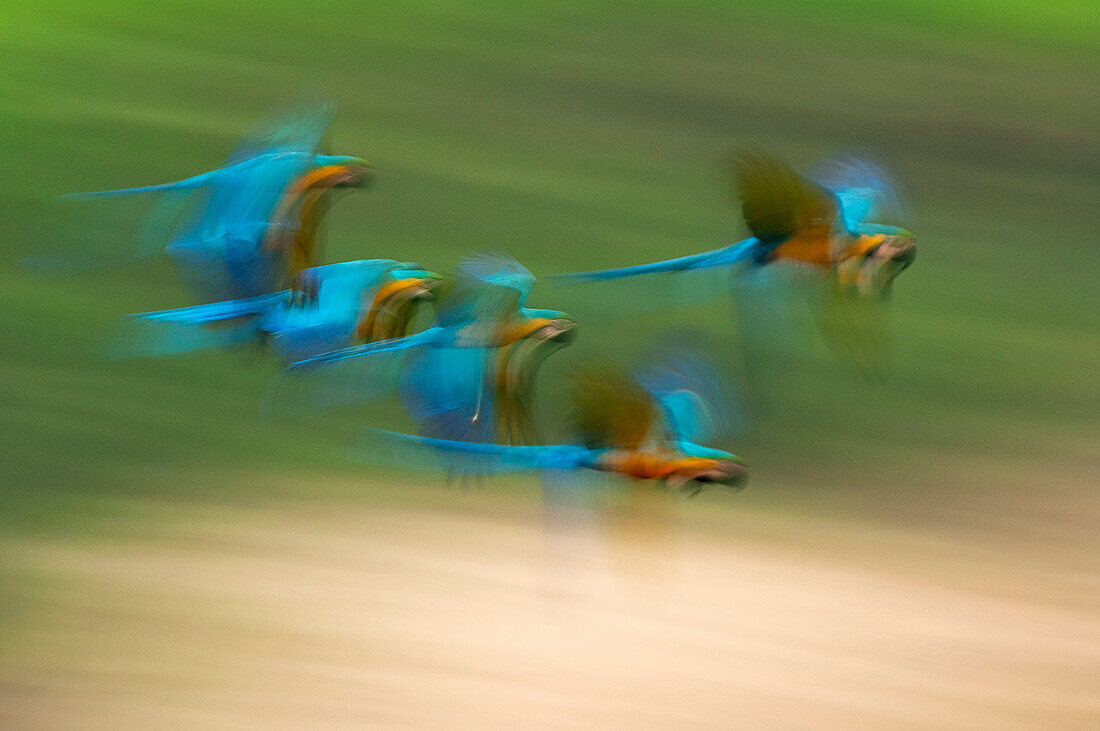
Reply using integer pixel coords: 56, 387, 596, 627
666, 458, 748, 494
335, 158, 375, 188
534, 318, 577, 346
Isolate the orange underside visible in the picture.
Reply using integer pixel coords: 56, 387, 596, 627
355, 279, 426, 342
265, 165, 359, 276
494, 319, 553, 388
498, 317, 554, 346
771, 230, 886, 268
291, 165, 357, 194
769, 225, 834, 266
599, 452, 720, 480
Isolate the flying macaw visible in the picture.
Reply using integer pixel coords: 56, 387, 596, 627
62, 105, 373, 301
108, 259, 440, 363
356, 352, 748, 495
349, 349, 746, 584
557, 153, 916, 295
268, 255, 576, 445
555, 153, 916, 370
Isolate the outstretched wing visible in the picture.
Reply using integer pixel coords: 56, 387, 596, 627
553, 239, 757, 284
636, 343, 742, 445
131, 292, 286, 325
730, 151, 839, 248
810, 155, 904, 234
546, 243, 750, 323
260, 327, 446, 418
456, 253, 536, 302
570, 364, 656, 451
397, 341, 497, 442
352, 428, 589, 473
226, 103, 334, 163
102, 293, 286, 359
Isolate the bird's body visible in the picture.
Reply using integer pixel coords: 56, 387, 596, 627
360, 355, 747, 494
111, 259, 438, 362
69, 106, 373, 301
276, 255, 576, 445
557, 153, 915, 296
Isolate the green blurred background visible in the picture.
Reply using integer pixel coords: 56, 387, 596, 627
1, 2, 1098, 725
1, 0, 1096, 527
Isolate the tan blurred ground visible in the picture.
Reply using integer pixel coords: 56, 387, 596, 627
1, 473, 1096, 729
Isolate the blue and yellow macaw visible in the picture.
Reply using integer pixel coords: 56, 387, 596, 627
66, 105, 373, 301
109, 259, 440, 362
556, 154, 917, 371
557, 153, 916, 296
271, 255, 576, 444
356, 353, 748, 495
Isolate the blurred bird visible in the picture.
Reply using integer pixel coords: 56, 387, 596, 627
268, 254, 576, 445
347, 345, 746, 585
107, 259, 440, 362
358, 350, 747, 495
55, 104, 373, 301
559, 153, 915, 294
555, 153, 917, 368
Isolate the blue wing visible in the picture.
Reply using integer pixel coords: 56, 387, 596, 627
546, 240, 760, 320
398, 343, 497, 442
102, 292, 285, 359
353, 428, 591, 473
65, 167, 228, 200
38, 105, 340, 291
811, 156, 904, 234
135, 292, 286, 324
60, 155, 307, 299
553, 238, 759, 283
260, 327, 448, 418
261, 260, 400, 363
225, 103, 333, 164
637, 345, 743, 444
286, 326, 446, 371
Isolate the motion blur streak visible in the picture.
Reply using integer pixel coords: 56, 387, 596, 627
1, 477, 1096, 728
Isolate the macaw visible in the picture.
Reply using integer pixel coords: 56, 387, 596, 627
346, 350, 745, 584
108, 259, 440, 363
555, 154, 916, 370
557, 153, 916, 296
269, 255, 576, 444
63, 105, 373, 301
356, 353, 748, 495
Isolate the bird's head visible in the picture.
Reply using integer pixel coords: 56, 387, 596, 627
839, 229, 916, 296
663, 454, 748, 495
312, 155, 375, 188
